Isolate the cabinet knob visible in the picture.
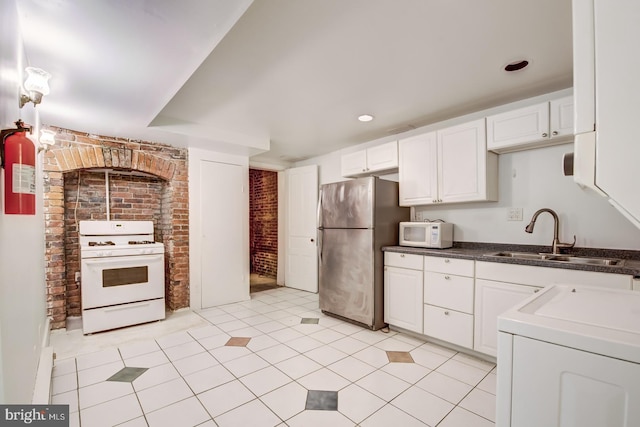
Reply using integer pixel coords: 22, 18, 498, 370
444, 259, 450, 263
444, 311, 450, 315
534, 289, 540, 293
444, 275, 450, 280
400, 254, 405, 257
542, 132, 548, 138
552, 130, 559, 136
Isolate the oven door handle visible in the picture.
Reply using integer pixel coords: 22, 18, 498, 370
82, 255, 163, 266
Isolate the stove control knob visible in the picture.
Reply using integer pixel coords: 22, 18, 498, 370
105, 251, 113, 257
96, 251, 103, 257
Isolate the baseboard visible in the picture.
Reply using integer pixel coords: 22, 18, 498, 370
32, 317, 53, 404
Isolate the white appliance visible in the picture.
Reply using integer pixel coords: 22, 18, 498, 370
399, 221, 453, 248
318, 177, 409, 330
497, 285, 640, 427
79, 220, 165, 334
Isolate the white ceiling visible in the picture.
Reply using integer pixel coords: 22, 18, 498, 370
15, 0, 573, 166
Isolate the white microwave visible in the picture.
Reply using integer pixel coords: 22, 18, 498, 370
399, 222, 453, 249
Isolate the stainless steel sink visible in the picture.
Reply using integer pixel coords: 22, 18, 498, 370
484, 252, 550, 261
544, 255, 623, 266
484, 252, 623, 266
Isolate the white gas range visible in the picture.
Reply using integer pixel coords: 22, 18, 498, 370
79, 220, 166, 334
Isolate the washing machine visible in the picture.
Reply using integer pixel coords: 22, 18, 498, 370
496, 284, 640, 427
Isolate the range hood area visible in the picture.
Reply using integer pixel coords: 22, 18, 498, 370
571, 0, 640, 230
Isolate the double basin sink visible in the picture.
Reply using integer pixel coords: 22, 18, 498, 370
484, 251, 623, 266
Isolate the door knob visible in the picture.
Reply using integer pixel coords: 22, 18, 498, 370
310, 238, 315, 242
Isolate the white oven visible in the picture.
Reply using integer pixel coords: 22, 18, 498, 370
81, 253, 164, 309
79, 221, 166, 334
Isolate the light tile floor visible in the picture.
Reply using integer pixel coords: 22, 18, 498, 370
51, 287, 496, 426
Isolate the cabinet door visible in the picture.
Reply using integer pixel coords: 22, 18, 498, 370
592, 1, 640, 227
398, 132, 437, 206
341, 150, 367, 177
572, 0, 595, 135
473, 279, 540, 357
424, 272, 474, 314
367, 141, 398, 172
549, 95, 574, 139
423, 305, 473, 348
438, 119, 488, 203
384, 266, 423, 333
509, 336, 640, 427
486, 102, 549, 151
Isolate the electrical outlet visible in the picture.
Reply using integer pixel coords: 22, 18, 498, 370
507, 207, 523, 221
75, 271, 81, 282
414, 210, 424, 221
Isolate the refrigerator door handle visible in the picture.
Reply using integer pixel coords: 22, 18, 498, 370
318, 229, 323, 264
316, 188, 323, 229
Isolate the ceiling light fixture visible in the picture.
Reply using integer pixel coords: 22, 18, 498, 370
358, 114, 374, 122
504, 60, 529, 72
20, 67, 51, 108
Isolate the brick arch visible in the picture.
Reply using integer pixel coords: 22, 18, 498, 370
42, 128, 189, 329
50, 145, 176, 181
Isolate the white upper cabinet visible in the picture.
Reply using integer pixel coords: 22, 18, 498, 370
572, 0, 640, 229
486, 96, 574, 153
341, 141, 398, 177
398, 132, 437, 206
399, 119, 498, 206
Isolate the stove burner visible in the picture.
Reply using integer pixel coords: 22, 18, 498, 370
88, 241, 116, 246
128, 240, 156, 245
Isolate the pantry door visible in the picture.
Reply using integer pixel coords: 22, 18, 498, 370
201, 160, 248, 308
285, 164, 318, 293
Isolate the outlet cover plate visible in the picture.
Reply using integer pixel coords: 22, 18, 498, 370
508, 207, 523, 221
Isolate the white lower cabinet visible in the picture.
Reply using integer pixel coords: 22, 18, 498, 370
384, 252, 636, 358
499, 333, 640, 427
384, 253, 423, 333
423, 256, 475, 349
423, 305, 473, 348
473, 279, 540, 357
474, 261, 633, 358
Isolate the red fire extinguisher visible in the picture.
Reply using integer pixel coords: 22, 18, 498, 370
1, 120, 36, 215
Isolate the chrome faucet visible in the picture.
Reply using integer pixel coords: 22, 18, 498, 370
525, 208, 576, 254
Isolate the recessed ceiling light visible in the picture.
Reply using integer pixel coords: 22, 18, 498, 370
504, 60, 529, 72
358, 114, 374, 122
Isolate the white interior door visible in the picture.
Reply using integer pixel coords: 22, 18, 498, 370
285, 164, 318, 292
201, 160, 248, 308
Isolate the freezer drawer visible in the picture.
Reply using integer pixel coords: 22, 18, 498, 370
319, 228, 378, 327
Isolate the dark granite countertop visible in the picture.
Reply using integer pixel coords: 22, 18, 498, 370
382, 242, 640, 277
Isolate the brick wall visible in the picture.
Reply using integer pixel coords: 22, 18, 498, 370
63, 172, 164, 317
42, 128, 189, 329
249, 169, 278, 278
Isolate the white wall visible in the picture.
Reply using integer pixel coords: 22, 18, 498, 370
296, 88, 640, 251
415, 144, 640, 250
188, 148, 250, 310
0, 0, 49, 403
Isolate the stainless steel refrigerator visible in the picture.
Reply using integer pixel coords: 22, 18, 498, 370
317, 177, 409, 330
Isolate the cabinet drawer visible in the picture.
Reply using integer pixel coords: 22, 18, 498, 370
423, 305, 473, 349
424, 272, 474, 314
385, 252, 423, 270
424, 256, 474, 276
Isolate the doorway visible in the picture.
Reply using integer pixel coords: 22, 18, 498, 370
249, 168, 279, 293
